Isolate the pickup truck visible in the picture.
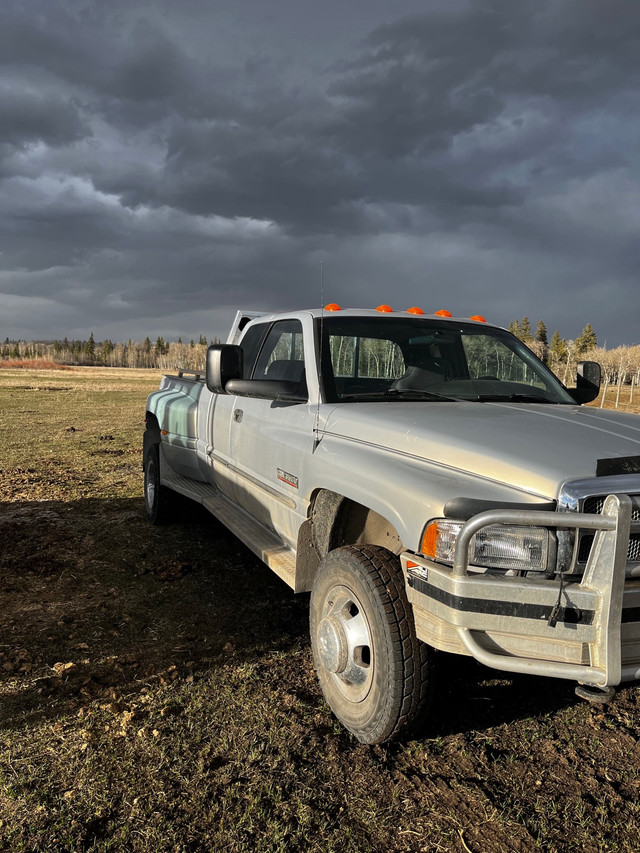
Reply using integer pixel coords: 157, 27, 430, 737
143, 306, 640, 743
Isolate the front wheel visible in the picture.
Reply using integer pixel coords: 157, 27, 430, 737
310, 545, 434, 744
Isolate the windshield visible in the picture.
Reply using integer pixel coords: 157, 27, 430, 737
319, 316, 575, 404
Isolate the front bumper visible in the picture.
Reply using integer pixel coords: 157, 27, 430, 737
402, 494, 640, 688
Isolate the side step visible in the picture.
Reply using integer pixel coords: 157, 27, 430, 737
160, 462, 298, 590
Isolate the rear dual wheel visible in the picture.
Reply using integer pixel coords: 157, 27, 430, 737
310, 545, 434, 744
143, 443, 177, 525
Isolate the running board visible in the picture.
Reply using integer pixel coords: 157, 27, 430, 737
160, 462, 298, 590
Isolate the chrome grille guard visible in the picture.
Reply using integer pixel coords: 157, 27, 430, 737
404, 494, 638, 689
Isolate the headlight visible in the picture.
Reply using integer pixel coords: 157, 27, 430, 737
421, 519, 551, 572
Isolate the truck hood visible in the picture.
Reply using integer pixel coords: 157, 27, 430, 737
321, 402, 640, 500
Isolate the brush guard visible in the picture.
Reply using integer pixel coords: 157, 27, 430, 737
404, 494, 640, 689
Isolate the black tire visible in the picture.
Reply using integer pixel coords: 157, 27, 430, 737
310, 545, 434, 744
143, 443, 176, 525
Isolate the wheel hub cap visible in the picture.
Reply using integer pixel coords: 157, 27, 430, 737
315, 584, 373, 700
317, 616, 348, 674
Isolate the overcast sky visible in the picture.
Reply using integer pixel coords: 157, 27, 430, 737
1, 0, 639, 346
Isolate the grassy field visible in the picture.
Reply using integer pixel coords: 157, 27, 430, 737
1, 366, 640, 852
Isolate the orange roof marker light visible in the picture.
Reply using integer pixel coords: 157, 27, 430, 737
434, 309, 452, 317
324, 303, 341, 311
407, 306, 424, 315
470, 315, 487, 323
376, 304, 393, 313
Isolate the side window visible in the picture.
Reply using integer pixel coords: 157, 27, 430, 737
239, 324, 269, 379
253, 320, 306, 387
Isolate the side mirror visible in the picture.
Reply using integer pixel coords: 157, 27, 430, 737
225, 379, 307, 403
568, 361, 601, 404
206, 344, 243, 394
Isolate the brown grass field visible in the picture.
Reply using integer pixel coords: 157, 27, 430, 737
1, 366, 640, 852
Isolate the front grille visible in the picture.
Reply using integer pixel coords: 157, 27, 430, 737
578, 493, 640, 565
579, 532, 640, 563
583, 495, 640, 521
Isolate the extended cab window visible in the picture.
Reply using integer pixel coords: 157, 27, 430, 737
239, 323, 269, 379
251, 320, 307, 395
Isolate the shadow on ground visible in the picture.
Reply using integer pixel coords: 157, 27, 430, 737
0, 495, 584, 740
0, 496, 309, 730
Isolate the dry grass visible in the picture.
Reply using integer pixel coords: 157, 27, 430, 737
592, 384, 640, 414
0, 360, 74, 370
1, 367, 640, 852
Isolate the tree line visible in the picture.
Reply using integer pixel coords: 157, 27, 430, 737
508, 316, 640, 407
0, 334, 219, 371
507, 317, 597, 377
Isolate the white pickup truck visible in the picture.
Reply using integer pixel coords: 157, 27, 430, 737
144, 306, 640, 743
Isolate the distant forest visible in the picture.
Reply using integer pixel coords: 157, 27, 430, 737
0, 334, 220, 371
507, 317, 640, 398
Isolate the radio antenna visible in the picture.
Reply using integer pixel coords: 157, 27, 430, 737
314, 260, 325, 441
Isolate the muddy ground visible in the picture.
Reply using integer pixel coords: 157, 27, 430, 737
1, 368, 640, 852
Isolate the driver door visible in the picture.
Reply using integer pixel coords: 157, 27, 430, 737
229, 319, 315, 548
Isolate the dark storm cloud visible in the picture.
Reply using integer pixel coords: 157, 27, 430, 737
0, 86, 88, 149
107, 24, 193, 103
1, 0, 639, 343
325, 1, 640, 196
147, 0, 640, 238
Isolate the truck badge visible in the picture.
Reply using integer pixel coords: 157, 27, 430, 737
277, 469, 299, 489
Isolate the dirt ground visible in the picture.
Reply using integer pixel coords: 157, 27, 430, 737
1, 367, 640, 852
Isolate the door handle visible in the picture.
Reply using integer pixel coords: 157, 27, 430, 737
233, 409, 243, 423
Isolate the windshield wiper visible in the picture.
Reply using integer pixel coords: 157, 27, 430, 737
475, 393, 557, 404
340, 389, 461, 402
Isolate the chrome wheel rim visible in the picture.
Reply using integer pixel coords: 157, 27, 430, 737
317, 584, 373, 703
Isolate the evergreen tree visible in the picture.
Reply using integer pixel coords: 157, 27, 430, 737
520, 316, 533, 341
549, 330, 568, 364
575, 323, 597, 355
535, 321, 548, 347
101, 339, 114, 361
86, 332, 96, 361
535, 320, 548, 363
508, 320, 521, 339
155, 336, 169, 356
